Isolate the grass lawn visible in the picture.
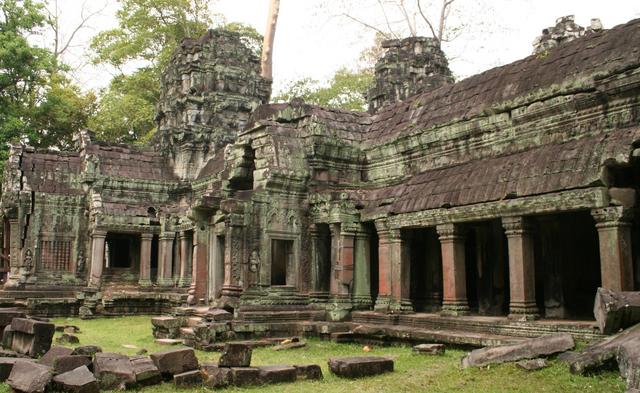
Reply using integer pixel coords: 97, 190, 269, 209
0, 315, 626, 393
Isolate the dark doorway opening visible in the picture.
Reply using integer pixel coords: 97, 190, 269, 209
150, 234, 159, 281
407, 227, 442, 312
366, 222, 379, 305
316, 224, 331, 293
463, 220, 509, 316
271, 239, 293, 285
533, 211, 601, 319
106, 233, 140, 269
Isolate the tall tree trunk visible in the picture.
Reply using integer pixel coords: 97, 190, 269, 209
261, 0, 280, 81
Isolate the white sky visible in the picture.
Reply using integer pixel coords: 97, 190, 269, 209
46, 0, 640, 95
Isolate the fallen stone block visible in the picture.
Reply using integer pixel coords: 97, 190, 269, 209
218, 343, 252, 367
0, 309, 26, 330
293, 364, 323, 380
207, 309, 233, 321
461, 333, 575, 368
72, 345, 102, 357
150, 347, 199, 378
258, 365, 297, 384
516, 358, 548, 371
230, 367, 261, 386
93, 352, 136, 390
0, 357, 33, 381
570, 324, 640, 375
328, 356, 394, 378
39, 346, 74, 367
11, 318, 55, 357
594, 288, 640, 335
130, 356, 162, 386
7, 360, 52, 393
155, 338, 183, 345
2, 325, 14, 349
202, 363, 232, 388
331, 332, 355, 343
174, 369, 203, 388
272, 341, 307, 351
53, 355, 92, 375
413, 343, 445, 355
151, 316, 183, 330
52, 365, 99, 393
618, 338, 640, 390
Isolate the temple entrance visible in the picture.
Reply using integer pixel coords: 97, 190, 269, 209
315, 224, 331, 293
407, 228, 442, 312
208, 234, 225, 301
463, 220, 509, 316
271, 239, 293, 285
105, 233, 140, 269
533, 211, 601, 319
150, 235, 159, 282
368, 223, 379, 305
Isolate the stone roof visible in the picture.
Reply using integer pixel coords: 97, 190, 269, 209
358, 126, 640, 215
85, 143, 177, 182
20, 150, 84, 195
366, 18, 640, 144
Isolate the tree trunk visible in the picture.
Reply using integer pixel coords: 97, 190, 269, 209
260, 0, 280, 81
594, 287, 640, 334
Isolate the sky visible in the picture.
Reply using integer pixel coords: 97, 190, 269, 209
46, 0, 640, 95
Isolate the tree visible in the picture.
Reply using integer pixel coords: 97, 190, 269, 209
274, 68, 373, 111
260, 0, 280, 81
0, 0, 94, 171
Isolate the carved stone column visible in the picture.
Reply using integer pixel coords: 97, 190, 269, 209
502, 216, 539, 320
309, 223, 329, 302
352, 227, 372, 309
89, 230, 107, 288
178, 231, 192, 287
138, 233, 153, 287
220, 214, 244, 306
437, 223, 469, 316
157, 232, 175, 287
4, 219, 22, 289
374, 221, 411, 312
328, 222, 357, 321
592, 207, 634, 291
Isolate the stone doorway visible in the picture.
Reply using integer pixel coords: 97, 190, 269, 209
315, 224, 331, 293
271, 239, 293, 285
533, 211, 601, 319
407, 228, 442, 312
208, 234, 225, 301
368, 223, 379, 306
463, 220, 509, 316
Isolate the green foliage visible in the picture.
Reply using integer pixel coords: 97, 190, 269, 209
88, 68, 158, 143
0, 0, 94, 174
90, 0, 217, 70
275, 67, 373, 111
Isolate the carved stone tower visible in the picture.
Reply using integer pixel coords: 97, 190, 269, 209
156, 29, 271, 180
368, 37, 453, 112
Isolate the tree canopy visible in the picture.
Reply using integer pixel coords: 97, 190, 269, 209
0, 0, 94, 173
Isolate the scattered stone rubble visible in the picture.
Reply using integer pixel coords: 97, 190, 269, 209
533, 15, 603, 55
328, 356, 394, 378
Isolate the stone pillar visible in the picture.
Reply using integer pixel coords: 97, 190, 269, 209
309, 224, 329, 301
592, 207, 635, 291
437, 223, 469, 316
138, 233, 153, 287
328, 223, 356, 321
220, 214, 244, 306
157, 232, 175, 287
4, 219, 21, 288
502, 216, 539, 320
89, 230, 107, 288
178, 231, 192, 287
374, 222, 411, 312
352, 228, 372, 309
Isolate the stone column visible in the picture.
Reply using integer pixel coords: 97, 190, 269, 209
89, 230, 107, 288
335, 224, 356, 297
138, 233, 153, 287
4, 219, 21, 288
374, 222, 411, 312
220, 214, 244, 306
502, 216, 539, 320
592, 207, 634, 291
157, 232, 175, 287
178, 231, 192, 287
309, 224, 329, 301
352, 227, 372, 309
437, 223, 469, 316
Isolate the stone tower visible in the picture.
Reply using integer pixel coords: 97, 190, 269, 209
368, 37, 454, 112
156, 29, 271, 180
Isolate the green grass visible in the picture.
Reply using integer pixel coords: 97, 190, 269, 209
1, 316, 626, 393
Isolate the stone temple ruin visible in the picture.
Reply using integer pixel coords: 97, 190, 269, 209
0, 16, 639, 344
